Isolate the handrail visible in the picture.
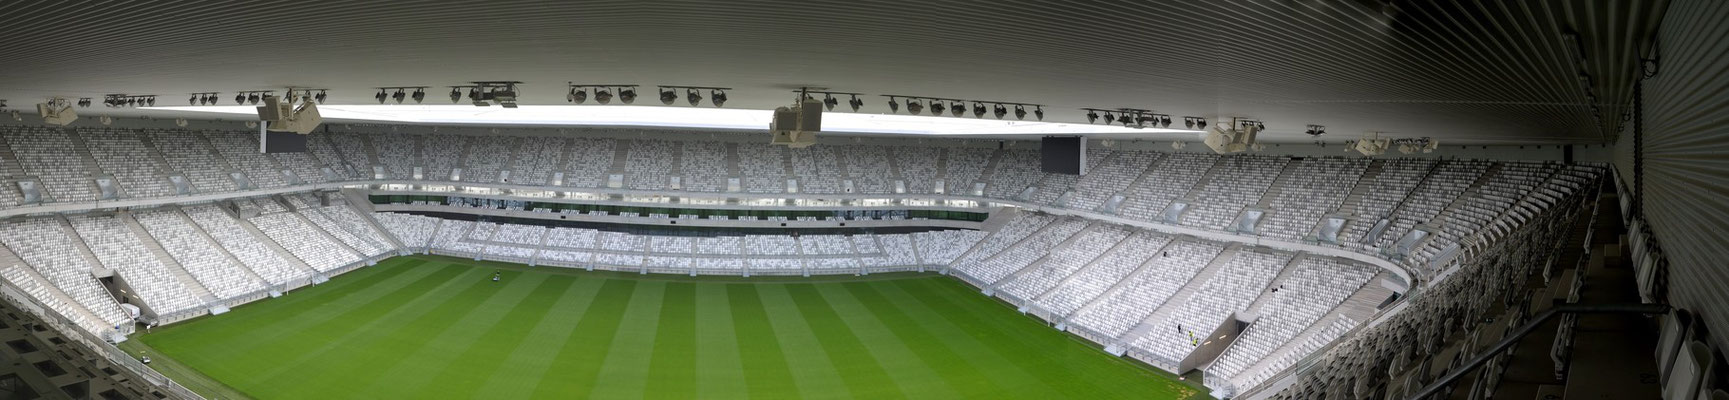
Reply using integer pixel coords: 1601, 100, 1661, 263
1404, 303, 1670, 400
0, 280, 205, 399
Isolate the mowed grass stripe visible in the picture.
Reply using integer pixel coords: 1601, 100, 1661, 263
894, 278, 1134, 398
644, 282, 698, 399
725, 284, 801, 398
585, 280, 667, 399
143, 259, 429, 355
138, 256, 1203, 400
694, 284, 748, 397
528, 279, 639, 398
258, 267, 509, 397
842, 281, 1026, 398
174, 263, 471, 389
813, 283, 962, 400
782, 284, 909, 399
470, 276, 609, 399
392, 273, 576, 397
897, 278, 1197, 399
753, 284, 853, 399
864, 279, 1068, 399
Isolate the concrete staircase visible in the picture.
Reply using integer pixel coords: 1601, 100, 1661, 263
941, 209, 1021, 273
344, 202, 408, 251
228, 209, 321, 278
1034, 232, 1148, 303
1111, 154, 1172, 202
971, 217, 1072, 289
1115, 243, 1244, 344
191, 131, 247, 188
1426, 163, 1503, 227
1239, 253, 1312, 319
1062, 238, 1186, 325
349, 132, 383, 167
883, 144, 906, 181
0, 138, 28, 178
132, 132, 185, 180
63, 129, 122, 199
932, 146, 951, 189
62, 129, 107, 177
990, 222, 1099, 292
722, 143, 743, 178
55, 216, 112, 278
314, 134, 359, 178
116, 212, 218, 304
1178, 157, 1229, 201
1334, 159, 1386, 216
163, 208, 272, 288
792, 236, 811, 277
609, 140, 633, 176
0, 243, 114, 333
1255, 159, 1306, 208
1379, 160, 1447, 224
284, 206, 367, 259
449, 136, 481, 181
974, 147, 1005, 184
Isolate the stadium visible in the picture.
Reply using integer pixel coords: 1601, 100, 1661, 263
0, 1, 1722, 399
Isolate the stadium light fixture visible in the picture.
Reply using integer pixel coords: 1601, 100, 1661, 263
848, 95, 863, 111
619, 87, 637, 104
929, 100, 945, 116
950, 101, 965, 117
595, 88, 613, 104
570, 87, 588, 104
659, 87, 677, 105
147, 104, 1192, 136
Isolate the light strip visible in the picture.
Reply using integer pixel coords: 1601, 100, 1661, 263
142, 105, 1201, 136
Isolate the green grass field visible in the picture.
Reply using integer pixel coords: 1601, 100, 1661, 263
132, 255, 1207, 399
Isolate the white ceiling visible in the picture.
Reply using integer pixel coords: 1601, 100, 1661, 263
0, 0, 1666, 144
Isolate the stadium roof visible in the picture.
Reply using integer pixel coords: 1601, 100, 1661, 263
0, 0, 1663, 143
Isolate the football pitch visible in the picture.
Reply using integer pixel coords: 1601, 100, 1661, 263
131, 255, 1208, 399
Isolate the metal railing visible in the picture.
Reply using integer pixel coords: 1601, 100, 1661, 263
0, 280, 204, 400
1403, 303, 1669, 400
